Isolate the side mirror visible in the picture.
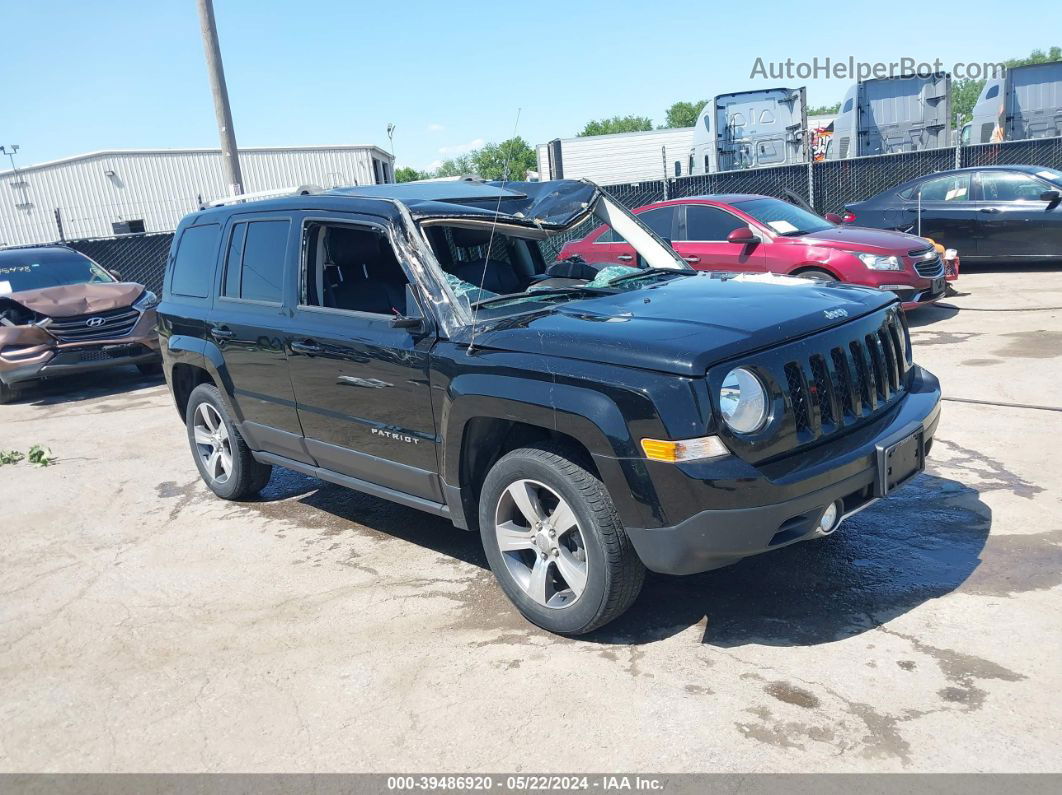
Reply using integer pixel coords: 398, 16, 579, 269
727, 226, 759, 245
823, 212, 843, 224
1040, 189, 1061, 205
110, 270, 123, 281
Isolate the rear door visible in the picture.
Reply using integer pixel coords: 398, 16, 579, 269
715, 88, 807, 170
210, 214, 311, 463
594, 205, 680, 267
284, 214, 441, 502
899, 173, 982, 253
860, 74, 950, 154
672, 203, 766, 272
972, 170, 1062, 258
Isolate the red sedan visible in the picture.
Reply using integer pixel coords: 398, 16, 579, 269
559, 195, 948, 309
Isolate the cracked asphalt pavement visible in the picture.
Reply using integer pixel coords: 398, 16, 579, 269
1, 268, 1060, 772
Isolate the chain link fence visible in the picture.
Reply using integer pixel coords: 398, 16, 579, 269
650, 135, 1062, 217
66, 233, 174, 294
22, 135, 1062, 291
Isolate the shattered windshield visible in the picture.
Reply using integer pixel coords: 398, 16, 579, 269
0, 250, 114, 294
424, 193, 690, 321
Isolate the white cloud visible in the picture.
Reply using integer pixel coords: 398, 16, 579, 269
426, 123, 445, 133
425, 159, 443, 171
437, 138, 484, 156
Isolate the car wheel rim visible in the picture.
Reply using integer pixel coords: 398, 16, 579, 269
494, 479, 588, 609
192, 403, 233, 485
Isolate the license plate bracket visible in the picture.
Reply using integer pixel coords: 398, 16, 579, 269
875, 424, 925, 497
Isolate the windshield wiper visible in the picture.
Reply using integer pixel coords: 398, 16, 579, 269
605, 267, 690, 286
470, 286, 615, 309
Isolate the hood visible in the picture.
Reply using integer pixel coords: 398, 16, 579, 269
794, 226, 932, 254
3, 282, 144, 318
469, 273, 895, 376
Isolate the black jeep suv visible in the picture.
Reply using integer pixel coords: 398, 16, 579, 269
158, 179, 940, 635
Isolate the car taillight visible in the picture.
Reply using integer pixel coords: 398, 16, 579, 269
842, 211, 856, 223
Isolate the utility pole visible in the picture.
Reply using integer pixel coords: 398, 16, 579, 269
196, 0, 243, 196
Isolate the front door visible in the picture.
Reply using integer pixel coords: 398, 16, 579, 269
898, 172, 981, 253
672, 203, 766, 272
284, 216, 441, 502
972, 170, 1062, 259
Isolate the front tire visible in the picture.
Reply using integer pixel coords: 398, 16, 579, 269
479, 442, 645, 635
795, 268, 836, 282
0, 380, 19, 404
185, 383, 272, 500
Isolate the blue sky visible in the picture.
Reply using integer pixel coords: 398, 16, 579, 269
3, 0, 1057, 172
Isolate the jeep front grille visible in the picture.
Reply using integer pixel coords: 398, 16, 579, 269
785, 313, 908, 437
46, 307, 140, 342
708, 307, 912, 463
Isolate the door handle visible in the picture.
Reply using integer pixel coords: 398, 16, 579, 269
682, 256, 701, 264
209, 327, 234, 340
616, 254, 633, 262
290, 339, 323, 354
979, 207, 1000, 214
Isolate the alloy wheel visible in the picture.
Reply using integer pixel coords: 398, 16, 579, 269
192, 403, 233, 484
494, 479, 588, 608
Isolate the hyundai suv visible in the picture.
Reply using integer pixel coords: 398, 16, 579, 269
158, 179, 941, 635
0, 245, 161, 403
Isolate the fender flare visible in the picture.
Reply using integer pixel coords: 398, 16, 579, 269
442, 374, 656, 530
165, 334, 242, 421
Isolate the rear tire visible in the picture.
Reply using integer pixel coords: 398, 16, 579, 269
479, 442, 645, 635
185, 383, 272, 500
795, 268, 836, 282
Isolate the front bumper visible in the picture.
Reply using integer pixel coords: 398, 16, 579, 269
624, 365, 941, 575
0, 342, 160, 386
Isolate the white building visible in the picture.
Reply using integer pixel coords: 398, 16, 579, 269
537, 128, 696, 185
0, 145, 395, 246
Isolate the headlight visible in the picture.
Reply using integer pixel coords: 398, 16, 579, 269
133, 290, 159, 311
719, 367, 768, 434
854, 253, 902, 271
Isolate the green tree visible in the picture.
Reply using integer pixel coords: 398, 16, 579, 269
470, 136, 537, 181
807, 102, 841, 116
394, 166, 424, 183
662, 100, 708, 128
433, 155, 473, 178
578, 115, 653, 136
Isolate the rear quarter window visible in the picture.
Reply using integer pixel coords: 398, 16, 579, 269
170, 224, 221, 298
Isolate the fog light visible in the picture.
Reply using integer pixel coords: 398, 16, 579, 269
818, 501, 841, 534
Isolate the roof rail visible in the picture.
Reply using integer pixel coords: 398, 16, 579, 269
205, 184, 323, 208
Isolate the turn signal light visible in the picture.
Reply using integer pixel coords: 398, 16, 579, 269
640, 436, 729, 463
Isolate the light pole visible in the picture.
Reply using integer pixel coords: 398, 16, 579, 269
0, 144, 19, 174
386, 124, 396, 182
196, 0, 243, 196
0, 145, 31, 210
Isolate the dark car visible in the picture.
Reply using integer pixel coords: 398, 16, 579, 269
158, 179, 941, 635
559, 195, 947, 309
843, 165, 1062, 263
0, 245, 161, 403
